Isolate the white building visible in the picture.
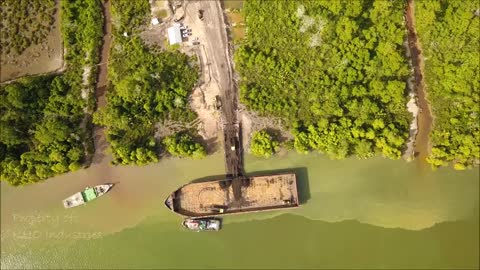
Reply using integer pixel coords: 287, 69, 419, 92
167, 24, 182, 45
151, 18, 159, 25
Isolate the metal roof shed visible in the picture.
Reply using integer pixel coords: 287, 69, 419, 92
167, 24, 182, 45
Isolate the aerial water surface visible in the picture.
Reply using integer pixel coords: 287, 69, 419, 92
1, 151, 478, 269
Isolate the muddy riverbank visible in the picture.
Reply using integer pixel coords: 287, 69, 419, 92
405, 0, 434, 165
91, 0, 113, 166
0, 0, 64, 83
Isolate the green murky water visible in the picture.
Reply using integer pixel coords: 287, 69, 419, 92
1, 151, 478, 269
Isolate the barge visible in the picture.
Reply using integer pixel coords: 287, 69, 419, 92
164, 173, 299, 217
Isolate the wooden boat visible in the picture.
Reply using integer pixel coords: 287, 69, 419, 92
63, 184, 113, 208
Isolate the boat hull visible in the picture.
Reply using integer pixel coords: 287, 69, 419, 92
165, 173, 299, 217
63, 184, 113, 208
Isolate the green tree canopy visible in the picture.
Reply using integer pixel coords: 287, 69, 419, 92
162, 132, 206, 159
250, 130, 280, 158
235, 0, 411, 160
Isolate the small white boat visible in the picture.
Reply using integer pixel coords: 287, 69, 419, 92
182, 218, 221, 232
63, 184, 113, 208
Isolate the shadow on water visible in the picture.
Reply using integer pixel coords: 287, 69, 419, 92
190, 174, 232, 184
203, 137, 220, 155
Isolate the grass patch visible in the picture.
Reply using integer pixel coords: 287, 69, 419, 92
232, 26, 246, 43
155, 9, 168, 19
224, 0, 243, 10
226, 8, 245, 43
227, 12, 244, 25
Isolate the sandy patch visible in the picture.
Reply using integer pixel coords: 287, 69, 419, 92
150, 0, 171, 20
81, 66, 91, 100
405, 0, 433, 163
190, 83, 221, 140
403, 89, 419, 161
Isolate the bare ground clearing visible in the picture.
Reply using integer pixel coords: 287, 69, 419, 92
180, 0, 235, 142
140, 0, 172, 48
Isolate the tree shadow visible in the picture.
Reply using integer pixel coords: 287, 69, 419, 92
190, 174, 233, 184
265, 127, 289, 143
91, 126, 108, 165
202, 137, 219, 155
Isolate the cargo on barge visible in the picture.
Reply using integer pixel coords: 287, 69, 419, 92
164, 173, 299, 217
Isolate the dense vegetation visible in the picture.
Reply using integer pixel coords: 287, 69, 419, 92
163, 133, 207, 159
0, 0, 103, 186
0, 0, 56, 55
0, 76, 86, 185
415, 1, 480, 169
110, 0, 150, 34
61, 0, 104, 87
235, 0, 412, 160
250, 130, 279, 158
93, 0, 200, 165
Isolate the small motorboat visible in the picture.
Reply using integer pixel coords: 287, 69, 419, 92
63, 184, 113, 208
182, 218, 221, 232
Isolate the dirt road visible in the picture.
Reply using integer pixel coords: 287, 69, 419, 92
405, 0, 433, 164
184, 2, 240, 159
183, 0, 243, 198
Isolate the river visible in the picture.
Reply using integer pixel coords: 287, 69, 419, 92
1, 151, 478, 269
